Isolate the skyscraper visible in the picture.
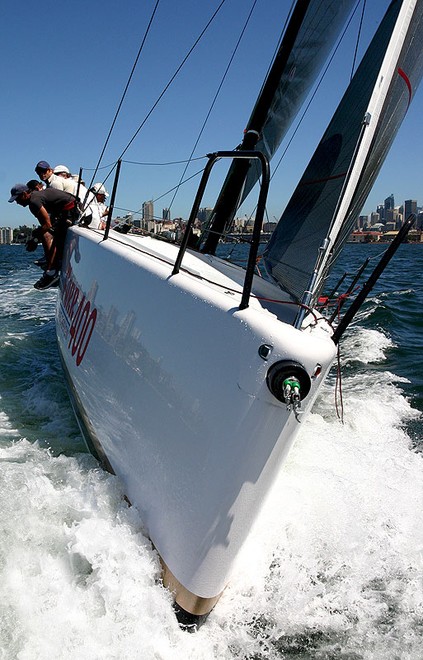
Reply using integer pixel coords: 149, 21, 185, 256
404, 199, 417, 222
142, 200, 154, 229
384, 194, 395, 217
376, 204, 385, 223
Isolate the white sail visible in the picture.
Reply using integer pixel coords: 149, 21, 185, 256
263, 0, 423, 307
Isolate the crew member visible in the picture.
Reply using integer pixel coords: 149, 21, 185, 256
53, 165, 93, 225
8, 183, 78, 290
89, 183, 110, 229
34, 160, 75, 193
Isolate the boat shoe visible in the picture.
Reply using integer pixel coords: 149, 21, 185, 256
34, 271, 60, 290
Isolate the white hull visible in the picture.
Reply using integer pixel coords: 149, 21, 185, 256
56, 227, 336, 619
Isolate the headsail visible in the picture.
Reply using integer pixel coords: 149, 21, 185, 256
201, 0, 356, 254
263, 0, 423, 307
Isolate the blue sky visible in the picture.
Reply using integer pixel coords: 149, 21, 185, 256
1, 0, 422, 228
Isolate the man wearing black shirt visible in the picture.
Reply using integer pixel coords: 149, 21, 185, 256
8, 184, 78, 289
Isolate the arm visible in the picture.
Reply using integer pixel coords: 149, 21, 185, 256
31, 205, 55, 270
31, 205, 52, 232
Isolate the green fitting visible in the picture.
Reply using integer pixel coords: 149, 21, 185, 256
283, 378, 301, 390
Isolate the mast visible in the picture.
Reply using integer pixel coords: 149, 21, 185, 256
201, 0, 355, 254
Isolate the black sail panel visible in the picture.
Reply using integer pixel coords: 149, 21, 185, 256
239, 0, 357, 202
201, 0, 356, 254
263, 0, 423, 304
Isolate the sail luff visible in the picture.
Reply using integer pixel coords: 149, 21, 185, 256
200, 0, 356, 255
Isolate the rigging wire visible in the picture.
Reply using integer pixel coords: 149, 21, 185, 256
122, 157, 205, 166
166, 0, 259, 215
83, 1, 229, 201
115, 0, 228, 162
251, 0, 296, 106
80, 1, 229, 214
133, 165, 207, 216
87, 0, 161, 191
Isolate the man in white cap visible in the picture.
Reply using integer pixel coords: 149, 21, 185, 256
53, 164, 97, 225
89, 183, 110, 229
53, 164, 73, 185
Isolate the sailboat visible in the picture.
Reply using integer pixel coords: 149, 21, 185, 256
55, 0, 423, 630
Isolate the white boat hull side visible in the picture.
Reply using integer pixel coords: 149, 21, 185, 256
56, 228, 336, 603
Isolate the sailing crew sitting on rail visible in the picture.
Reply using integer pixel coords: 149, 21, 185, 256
89, 183, 110, 229
8, 184, 78, 290
34, 160, 75, 193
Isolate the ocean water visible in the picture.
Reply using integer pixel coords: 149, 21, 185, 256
0, 243, 422, 659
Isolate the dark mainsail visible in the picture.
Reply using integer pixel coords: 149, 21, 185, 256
263, 0, 423, 306
201, 0, 356, 254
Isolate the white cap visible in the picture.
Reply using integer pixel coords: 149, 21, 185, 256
54, 165, 70, 175
91, 183, 109, 197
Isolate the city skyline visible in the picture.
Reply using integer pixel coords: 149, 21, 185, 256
3, 190, 422, 238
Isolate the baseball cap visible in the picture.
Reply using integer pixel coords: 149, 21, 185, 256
54, 165, 70, 174
35, 160, 51, 173
8, 183, 29, 202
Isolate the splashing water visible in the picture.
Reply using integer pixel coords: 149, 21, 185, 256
0, 245, 422, 659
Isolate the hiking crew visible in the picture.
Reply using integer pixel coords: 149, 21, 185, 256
8, 184, 78, 290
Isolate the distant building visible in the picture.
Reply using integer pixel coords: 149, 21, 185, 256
350, 192, 421, 241
407, 230, 423, 243
384, 194, 395, 217
349, 230, 381, 243
262, 221, 277, 233
404, 199, 417, 222
385, 221, 397, 231
358, 214, 368, 230
142, 200, 154, 227
162, 208, 170, 221
0, 227, 13, 244
197, 208, 213, 225
233, 216, 246, 232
